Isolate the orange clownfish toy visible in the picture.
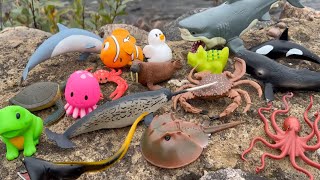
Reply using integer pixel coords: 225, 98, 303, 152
100, 28, 144, 68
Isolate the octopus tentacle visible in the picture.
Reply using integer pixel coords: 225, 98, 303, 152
270, 93, 293, 135
290, 154, 314, 180
300, 152, 320, 169
302, 114, 320, 150
256, 149, 288, 173
304, 96, 314, 128
241, 137, 286, 161
258, 104, 283, 140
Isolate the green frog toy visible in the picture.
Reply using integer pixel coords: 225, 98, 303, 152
0, 106, 43, 160
187, 46, 229, 74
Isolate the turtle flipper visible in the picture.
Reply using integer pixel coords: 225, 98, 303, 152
43, 99, 65, 126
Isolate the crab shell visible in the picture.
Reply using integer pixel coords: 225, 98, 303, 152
194, 74, 232, 97
141, 113, 208, 168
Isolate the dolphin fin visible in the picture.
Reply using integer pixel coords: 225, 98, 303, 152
287, 0, 304, 8
45, 128, 75, 148
260, 12, 271, 21
279, 28, 289, 40
57, 23, 69, 31
79, 52, 91, 61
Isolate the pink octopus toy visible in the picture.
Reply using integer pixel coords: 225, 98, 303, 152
242, 93, 320, 180
64, 70, 101, 119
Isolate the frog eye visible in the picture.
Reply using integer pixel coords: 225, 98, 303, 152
16, 113, 20, 119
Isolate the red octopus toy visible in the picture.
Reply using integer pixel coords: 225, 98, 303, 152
241, 93, 320, 180
87, 67, 128, 100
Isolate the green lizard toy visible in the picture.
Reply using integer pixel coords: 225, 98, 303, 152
187, 46, 229, 74
0, 106, 43, 160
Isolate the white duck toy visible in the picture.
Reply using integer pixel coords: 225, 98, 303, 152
143, 29, 172, 62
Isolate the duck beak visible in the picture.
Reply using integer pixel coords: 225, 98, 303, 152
160, 34, 165, 41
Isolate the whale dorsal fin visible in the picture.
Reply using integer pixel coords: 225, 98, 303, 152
57, 23, 69, 32
279, 28, 289, 41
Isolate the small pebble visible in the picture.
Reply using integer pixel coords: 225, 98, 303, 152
276, 22, 287, 29
267, 27, 281, 38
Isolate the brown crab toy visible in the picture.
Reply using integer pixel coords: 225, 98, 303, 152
242, 93, 320, 180
141, 113, 243, 168
173, 57, 262, 119
130, 60, 182, 90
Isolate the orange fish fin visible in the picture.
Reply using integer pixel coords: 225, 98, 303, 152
112, 28, 130, 37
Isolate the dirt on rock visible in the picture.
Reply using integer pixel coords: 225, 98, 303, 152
1, 5, 320, 180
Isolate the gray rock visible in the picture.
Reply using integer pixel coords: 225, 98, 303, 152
200, 168, 268, 180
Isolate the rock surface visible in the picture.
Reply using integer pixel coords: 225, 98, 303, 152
1, 5, 320, 180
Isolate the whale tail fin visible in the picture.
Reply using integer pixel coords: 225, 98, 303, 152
21, 157, 84, 180
287, 0, 304, 8
45, 128, 75, 149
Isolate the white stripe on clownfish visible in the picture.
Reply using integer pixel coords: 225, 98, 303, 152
111, 35, 120, 63
135, 45, 139, 59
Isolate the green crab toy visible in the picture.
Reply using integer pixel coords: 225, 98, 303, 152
187, 46, 229, 74
0, 106, 43, 160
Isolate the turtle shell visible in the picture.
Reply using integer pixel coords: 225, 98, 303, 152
193, 74, 232, 97
9, 82, 60, 111
141, 113, 208, 169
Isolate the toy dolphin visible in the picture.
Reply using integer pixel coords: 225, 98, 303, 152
21, 24, 103, 82
45, 83, 217, 149
178, 0, 304, 53
250, 28, 320, 64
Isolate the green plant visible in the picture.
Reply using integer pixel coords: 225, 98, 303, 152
2, 0, 131, 33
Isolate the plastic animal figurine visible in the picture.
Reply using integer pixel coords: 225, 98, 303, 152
173, 57, 262, 119
45, 83, 217, 148
21, 24, 103, 82
19, 113, 148, 180
178, 0, 303, 53
250, 28, 320, 64
100, 28, 144, 68
141, 113, 243, 168
9, 82, 65, 126
143, 29, 172, 62
236, 48, 320, 102
242, 93, 320, 180
0, 106, 43, 160
64, 70, 101, 119
187, 46, 229, 74
90, 68, 128, 100
130, 60, 182, 90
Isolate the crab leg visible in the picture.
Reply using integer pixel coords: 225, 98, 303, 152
187, 66, 200, 84
233, 80, 263, 98
108, 77, 128, 100
176, 92, 203, 114
233, 89, 252, 113
172, 84, 196, 110
229, 57, 246, 82
219, 89, 241, 118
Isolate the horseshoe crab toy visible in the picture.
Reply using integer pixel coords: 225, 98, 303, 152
242, 93, 320, 180
187, 46, 229, 74
143, 29, 172, 62
9, 82, 65, 126
45, 83, 217, 148
0, 106, 43, 160
64, 70, 101, 119
141, 113, 243, 168
89, 68, 128, 100
100, 28, 144, 68
130, 60, 182, 90
19, 113, 148, 180
173, 57, 262, 119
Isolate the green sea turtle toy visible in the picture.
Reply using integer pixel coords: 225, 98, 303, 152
9, 82, 65, 125
187, 46, 229, 74
0, 106, 43, 160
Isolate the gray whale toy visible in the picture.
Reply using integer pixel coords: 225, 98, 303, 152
21, 24, 103, 82
178, 0, 304, 53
